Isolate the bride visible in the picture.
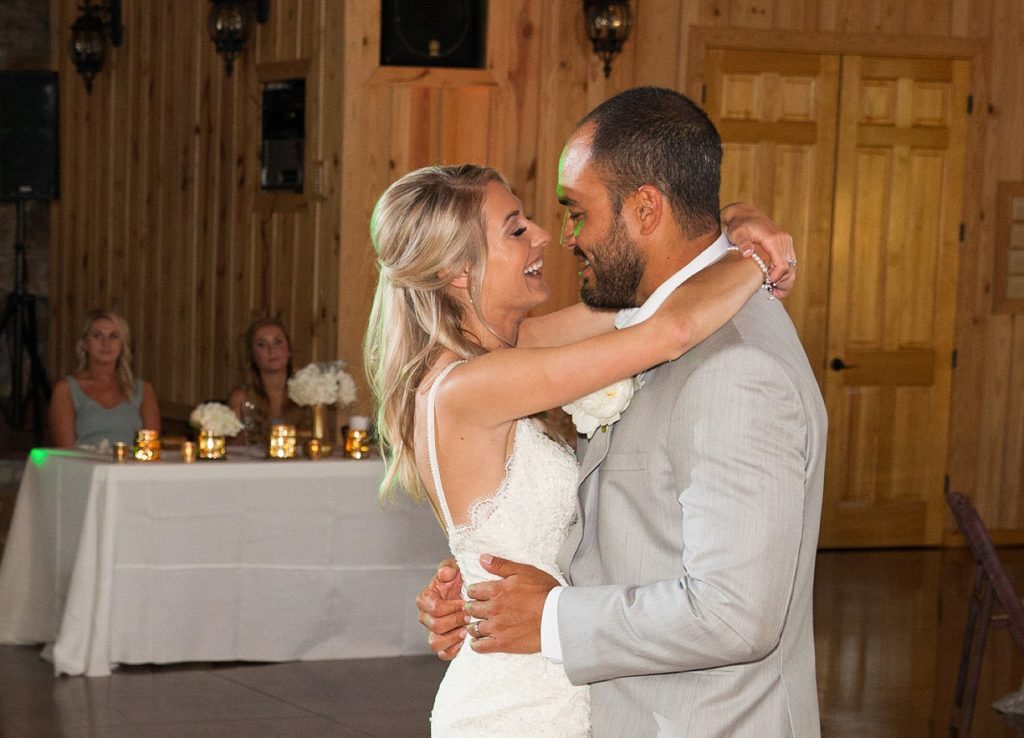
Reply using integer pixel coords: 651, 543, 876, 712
364, 164, 789, 736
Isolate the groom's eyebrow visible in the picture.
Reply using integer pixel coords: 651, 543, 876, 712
558, 196, 577, 207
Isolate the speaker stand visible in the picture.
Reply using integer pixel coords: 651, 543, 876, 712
0, 200, 51, 439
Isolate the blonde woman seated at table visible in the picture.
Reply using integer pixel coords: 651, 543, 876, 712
48, 309, 161, 448
227, 318, 305, 443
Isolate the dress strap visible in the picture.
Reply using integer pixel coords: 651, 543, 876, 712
426, 361, 465, 534
66, 375, 87, 413
131, 378, 144, 408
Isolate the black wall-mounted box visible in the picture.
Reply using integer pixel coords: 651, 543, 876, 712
380, 0, 486, 69
261, 77, 305, 193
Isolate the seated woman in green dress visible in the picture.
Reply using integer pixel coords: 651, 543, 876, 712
48, 309, 161, 448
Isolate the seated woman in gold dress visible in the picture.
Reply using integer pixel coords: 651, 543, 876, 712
227, 318, 305, 444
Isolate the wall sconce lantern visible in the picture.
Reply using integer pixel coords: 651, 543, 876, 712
582, 0, 633, 79
69, 0, 122, 93
208, 0, 269, 75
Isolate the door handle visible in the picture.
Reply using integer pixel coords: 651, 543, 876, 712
830, 357, 858, 371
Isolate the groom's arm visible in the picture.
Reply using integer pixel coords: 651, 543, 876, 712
554, 344, 808, 683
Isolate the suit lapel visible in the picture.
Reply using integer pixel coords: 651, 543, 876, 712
578, 425, 612, 485
557, 429, 612, 578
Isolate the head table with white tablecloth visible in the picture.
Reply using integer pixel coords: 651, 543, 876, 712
0, 449, 449, 677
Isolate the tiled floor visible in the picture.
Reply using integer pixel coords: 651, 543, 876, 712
1, 548, 1023, 737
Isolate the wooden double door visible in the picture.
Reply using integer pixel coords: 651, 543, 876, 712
704, 50, 969, 547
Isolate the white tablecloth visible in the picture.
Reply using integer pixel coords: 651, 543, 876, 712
0, 449, 449, 676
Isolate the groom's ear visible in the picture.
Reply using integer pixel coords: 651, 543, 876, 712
628, 184, 664, 237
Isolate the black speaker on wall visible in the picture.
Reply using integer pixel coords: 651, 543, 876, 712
0, 71, 59, 201
380, 0, 486, 69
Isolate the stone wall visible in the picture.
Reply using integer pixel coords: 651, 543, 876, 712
0, 0, 51, 402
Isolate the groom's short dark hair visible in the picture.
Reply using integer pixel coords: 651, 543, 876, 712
578, 86, 722, 239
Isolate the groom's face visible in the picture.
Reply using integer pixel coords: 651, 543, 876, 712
557, 129, 646, 309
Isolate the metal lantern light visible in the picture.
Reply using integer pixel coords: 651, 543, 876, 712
582, 0, 633, 79
69, 0, 122, 93
208, 0, 269, 75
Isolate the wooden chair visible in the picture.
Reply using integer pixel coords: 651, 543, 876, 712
946, 491, 1024, 737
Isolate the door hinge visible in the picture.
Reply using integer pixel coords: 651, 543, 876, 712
951, 349, 958, 369
959, 223, 965, 242
944, 474, 950, 494
967, 95, 973, 114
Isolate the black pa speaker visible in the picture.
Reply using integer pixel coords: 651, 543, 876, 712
380, 0, 486, 69
0, 70, 60, 201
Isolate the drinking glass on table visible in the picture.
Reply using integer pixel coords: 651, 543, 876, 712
241, 399, 259, 454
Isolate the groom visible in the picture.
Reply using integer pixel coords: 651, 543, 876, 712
418, 87, 826, 736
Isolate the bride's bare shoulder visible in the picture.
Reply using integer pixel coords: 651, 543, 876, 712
417, 352, 475, 398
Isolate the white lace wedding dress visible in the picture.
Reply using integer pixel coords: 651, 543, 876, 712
426, 362, 591, 737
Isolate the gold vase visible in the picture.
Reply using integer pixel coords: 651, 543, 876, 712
311, 404, 326, 440
197, 430, 227, 460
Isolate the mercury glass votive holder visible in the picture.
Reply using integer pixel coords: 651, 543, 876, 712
267, 423, 297, 459
344, 429, 371, 459
133, 429, 161, 461
344, 415, 372, 459
197, 431, 227, 460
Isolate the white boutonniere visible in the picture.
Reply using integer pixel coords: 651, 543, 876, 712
562, 376, 644, 438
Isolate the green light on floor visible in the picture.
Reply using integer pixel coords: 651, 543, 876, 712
29, 448, 48, 467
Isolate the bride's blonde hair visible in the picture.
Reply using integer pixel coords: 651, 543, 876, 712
365, 164, 508, 502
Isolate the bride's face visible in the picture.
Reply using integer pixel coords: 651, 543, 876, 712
476, 181, 551, 322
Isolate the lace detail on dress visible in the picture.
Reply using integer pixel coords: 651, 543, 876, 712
425, 365, 590, 737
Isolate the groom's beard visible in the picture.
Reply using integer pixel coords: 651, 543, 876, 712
579, 213, 646, 309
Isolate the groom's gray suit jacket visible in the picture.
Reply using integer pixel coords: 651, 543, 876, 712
556, 290, 826, 737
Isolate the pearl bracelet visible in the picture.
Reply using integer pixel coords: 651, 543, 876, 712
725, 245, 776, 300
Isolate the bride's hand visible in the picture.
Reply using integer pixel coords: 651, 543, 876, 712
721, 202, 797, 298
416, 559, 468, 661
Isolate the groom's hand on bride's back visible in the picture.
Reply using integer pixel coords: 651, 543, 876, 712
417, 559, 468, 661
464, 554, 558, 655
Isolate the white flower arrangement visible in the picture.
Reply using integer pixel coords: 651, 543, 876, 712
190, 402, 245, 437
287, 360, 357, 407
561, 376, 642, 439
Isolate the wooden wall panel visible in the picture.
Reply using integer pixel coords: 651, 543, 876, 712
48, 0, 1024, 533
947, 0, 1024, 529
50, 0, 342, 417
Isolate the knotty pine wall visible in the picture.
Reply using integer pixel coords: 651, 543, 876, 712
48, 0, 345, 419
48, 0, 1023, 530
